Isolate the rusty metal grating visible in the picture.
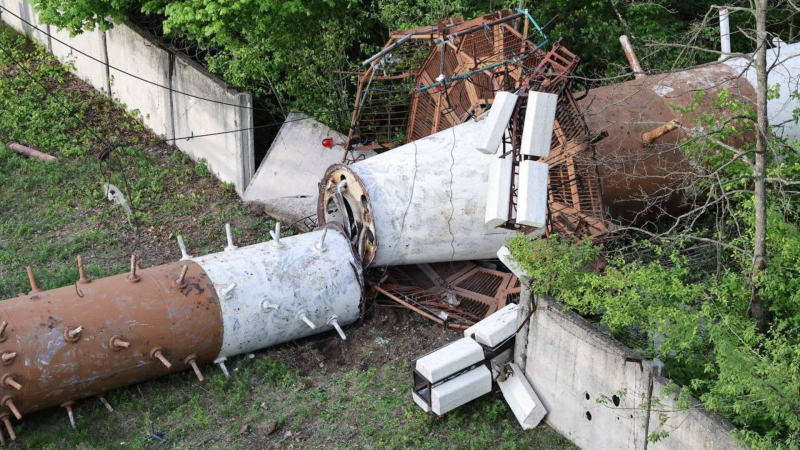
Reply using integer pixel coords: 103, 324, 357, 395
374, 262, 519, 329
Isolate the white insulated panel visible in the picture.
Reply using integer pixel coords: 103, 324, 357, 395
476, 91, 519, 154
498, 363, 547, 430
516, 161, 549, 228
431, 365, 492, 415
413, 392, 431, 413
415, 337, 485, 383
520, 92, 558, 158
464, 303, 519, 347
484, 158, 514, 227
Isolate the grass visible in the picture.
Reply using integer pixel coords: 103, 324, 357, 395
0, 24, 576, 449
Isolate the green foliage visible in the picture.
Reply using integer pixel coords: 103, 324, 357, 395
508, 89, 800, 448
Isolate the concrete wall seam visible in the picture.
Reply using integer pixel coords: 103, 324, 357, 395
522, 292, 741, 450
0, 0, 256, 194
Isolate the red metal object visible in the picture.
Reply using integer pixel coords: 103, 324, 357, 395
322, 137, 335, 149
6, 142, 57, 163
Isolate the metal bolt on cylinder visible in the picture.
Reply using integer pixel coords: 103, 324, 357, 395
109, 336, 130, 350
177, 235, 192, 260
98, 396, 114, 412
2, 375, 21, 391
297, 311, 317, 330
61, 401, 76, 430
0, 412, 15, 441
150, 347, 172, 369
77, 255, 90, 284
64, 326, 83, 342
26, 266, 41, 294
224, 223, 238, 251
327, 315, 347, 340
270, 222, 283, 249
174, 265, 189, 289
3, 397, 21, 420
184, 355, 204, 382
1, 351, 16, 365
126, 255, 140, 283
215, 357, 230, 379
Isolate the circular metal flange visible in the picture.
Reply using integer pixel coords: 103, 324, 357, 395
317, 164, 377, 267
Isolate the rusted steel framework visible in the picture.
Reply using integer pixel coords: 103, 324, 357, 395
344, 10, 547, 162
499, 45, 606, 238
346, 12, 605, 239
375, 262, 520, 329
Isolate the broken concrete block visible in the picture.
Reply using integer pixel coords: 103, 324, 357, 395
464, 303, 520, 347
485, 158, 514, 227
498, 363, 547, 430
415, 337, 485, 383
516, 161, 549, 228
431, 365, 492, 415
476, 91, 519, 154
520, 92, 558, 158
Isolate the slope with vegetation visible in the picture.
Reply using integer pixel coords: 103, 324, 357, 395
0, 24, 575, 448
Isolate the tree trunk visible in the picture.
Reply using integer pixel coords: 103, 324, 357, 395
751, 0, 769, 334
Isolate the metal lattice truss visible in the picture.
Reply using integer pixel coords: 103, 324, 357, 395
499, 45, 606, 238
344, 10, 548, 160
346, 11, 606, 240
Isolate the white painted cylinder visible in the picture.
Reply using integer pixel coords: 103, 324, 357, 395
719, 8, 731, 58
194, 226, 363, 359
319, 117, 531, 267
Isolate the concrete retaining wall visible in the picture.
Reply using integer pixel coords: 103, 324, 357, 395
0, 0, 255, 194
521, 292, 740, 450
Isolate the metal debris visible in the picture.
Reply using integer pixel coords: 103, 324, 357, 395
374, 261, 519, 329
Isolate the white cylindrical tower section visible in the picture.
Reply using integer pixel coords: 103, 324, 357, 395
194, 225, 363, 359
318, 118, 524, 267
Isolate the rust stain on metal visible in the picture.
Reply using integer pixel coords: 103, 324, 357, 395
0, 260, 223, 415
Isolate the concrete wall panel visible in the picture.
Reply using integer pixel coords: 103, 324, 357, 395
0, 0, 49, 48
105, 23, 172, 137
50, 26, 109, 93
244, 112, 352, 215
171, 55, 250, 193
523, 295, 740, 450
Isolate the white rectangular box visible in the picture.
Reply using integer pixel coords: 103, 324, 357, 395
431, 365, 492, 415
464, 303, 519, 347
484, 158, 514, 227
516, 161, 549, 228
498, 363, 547, 430
415, 337, 485, 384
520, 92, 558, 158
476, 91, 518, 154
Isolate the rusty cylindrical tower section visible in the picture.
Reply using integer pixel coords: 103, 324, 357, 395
0, 225, 363, 424
318, 118, 524, 268
1, 261, 222, 415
